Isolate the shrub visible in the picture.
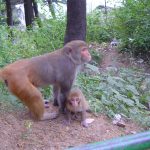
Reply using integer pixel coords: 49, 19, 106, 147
76, 68, 150, 127
112, 0, 150, 57
87, 10, 113, 43
0, 18, 65, 67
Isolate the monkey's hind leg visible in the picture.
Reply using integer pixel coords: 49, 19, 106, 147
53, 85, 60, 106
8, 79, 58, 120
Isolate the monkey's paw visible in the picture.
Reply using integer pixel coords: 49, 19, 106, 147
81, 120, 89, 127
81, 118, 95, 127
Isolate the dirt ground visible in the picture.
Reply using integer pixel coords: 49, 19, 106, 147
0, 44, 145, 150
0, 102, 141, 150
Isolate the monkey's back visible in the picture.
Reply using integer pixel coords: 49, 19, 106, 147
0, 59, 30, 81
28, 50, 76, 87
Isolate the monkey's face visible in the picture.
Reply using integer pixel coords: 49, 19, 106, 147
68, 97, 80, 108
80, 48, 91, 63
63, 40, 92, 65
71, 46, 91, 64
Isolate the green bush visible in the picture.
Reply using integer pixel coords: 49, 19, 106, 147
76, 68, 150, 127
112, 0, 150, 57
0, 19, 65, 67
87, 10, 113, 43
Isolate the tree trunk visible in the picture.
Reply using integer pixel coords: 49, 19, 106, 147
5, 0, 13, 26
47, 0, 56, 19
32, 0, 42, 27
64, 0, 86, 44
24, 0, 34, 29
32, 0, 39, 18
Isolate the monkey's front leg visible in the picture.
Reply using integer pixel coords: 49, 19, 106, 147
81, 110, 88, 127
64, 108, 72, 126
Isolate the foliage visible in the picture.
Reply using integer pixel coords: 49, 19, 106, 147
76, 68, 150, 127
0, 18, 65, 67
90, 48, 102, 66
87, 9, 114, 43
86, 0, 150, 58
0, 0, 5, 25
112, 0, 150, 57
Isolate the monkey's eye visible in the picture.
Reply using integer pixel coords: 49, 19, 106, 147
76, 98, 80, 103
68, 99, 74, 105
76, 98, 79, 101
69, 101, 73, 105
82, 48, 87, 52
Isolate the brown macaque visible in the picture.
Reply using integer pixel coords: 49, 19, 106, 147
65, 88, 90, 127
0, 40, 91, 121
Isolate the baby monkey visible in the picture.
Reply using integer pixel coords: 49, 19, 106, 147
65, 88, 90, 127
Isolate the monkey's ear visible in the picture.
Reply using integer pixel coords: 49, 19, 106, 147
63, 46, 73, 56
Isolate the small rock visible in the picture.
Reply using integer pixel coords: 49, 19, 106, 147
110, 38, 119, 47
89, 44, 93, 48
116, 120, 126, 128
106, 66, 118, 72
66, 126, 70, 131
130, 131, 137, 134
81, 118, 95, 127
113, 114, 126, 128
106, 130, 110, 133
114, 114, 121, 121
85, 118, 95, 124
137, 58, 144, 64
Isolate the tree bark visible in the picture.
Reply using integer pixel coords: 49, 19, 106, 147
24, 0, 34, 29
5, 0, 13, 26
47, 0, 56, 19
32, 0, 39, 18
32, 0, 42, 27
64, 0, 86, 44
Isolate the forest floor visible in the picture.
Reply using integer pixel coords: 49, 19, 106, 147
0, 43, 148, 150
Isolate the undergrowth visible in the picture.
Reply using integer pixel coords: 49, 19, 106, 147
0, 18, 65, 67
76, 67, 150, 128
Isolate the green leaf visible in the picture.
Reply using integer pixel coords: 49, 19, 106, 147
112, 88, 120, 95
125, 85, 139, 95
85, 63, 99, 73
107, 76, 117, 85
115, 94, 134, 106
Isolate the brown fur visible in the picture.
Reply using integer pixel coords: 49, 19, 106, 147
66, 88, 89, 112
0, 40, 91, 120
66, 88, 90, 127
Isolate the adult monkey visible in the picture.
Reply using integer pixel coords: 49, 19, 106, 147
0, 40, 91, 121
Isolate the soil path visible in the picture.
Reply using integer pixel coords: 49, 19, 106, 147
0, 102, 141, 150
